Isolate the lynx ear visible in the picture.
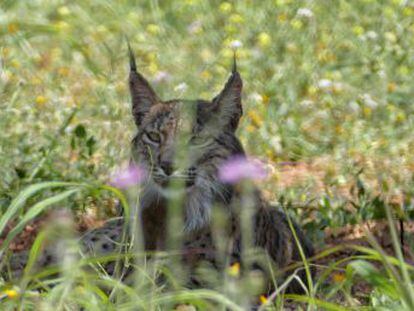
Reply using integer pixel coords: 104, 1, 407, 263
128, 43, 159, 127
211, 55, 243, 132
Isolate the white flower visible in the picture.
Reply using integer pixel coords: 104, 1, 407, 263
153, 71, 171, 83
229, 40, 243, 49
300, 99, 314, 108
348, 100, 360, 113
174, 82, 188, 94
317, 79, 332, 90
270, 136, 283, 154
248, 92, 262, 103
297, 8, 313, 18
187, 20, 202, 34
365, 31, 378, 40
361, 94, 378, 109
316, 110, 329, 119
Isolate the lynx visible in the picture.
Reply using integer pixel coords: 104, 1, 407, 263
4, 46, 314, 295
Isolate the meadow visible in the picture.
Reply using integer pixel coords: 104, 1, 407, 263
1, 0, 414, 309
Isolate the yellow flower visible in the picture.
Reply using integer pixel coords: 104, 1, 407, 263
257, 32, 271, 48
148, 62, 158, 74
363, 107, 372, 117
307, 85, 318, 96
277, 13, 288, 23
146, 24, 161, 35
58, 66, 70, 76
332, 272, 346, 283
58, 6, 71, 16
396, 112, 406, 123
352, 25, 364, 36
398, 65, 409, 76
229, 13, 244, 24
290, 19, 303, 30
259, 294, 268, 304
35, 95, 47, 107
387, 82, 397, 93
248, 111, 263, 127
200, 70, 212, 81
10, 59, 20, 68
7, 23, 18, 34
55, 21, 70, 32
219, 2, 232, 13
384, 32, 397, 43
4, 289, 19, 299
286, 42, 298, 53
227, 262, 240, 277
246, 125, 256, 133
403, 7, 414, 16
261, 94, 270, 105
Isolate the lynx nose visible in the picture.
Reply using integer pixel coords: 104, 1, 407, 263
160, 161, 173, 176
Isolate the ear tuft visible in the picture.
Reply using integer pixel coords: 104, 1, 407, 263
127, 43, 159, 127
211, 64, 243, 132
127, 39, 137, 72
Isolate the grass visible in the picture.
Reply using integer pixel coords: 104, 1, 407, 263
1, 0, 414, 309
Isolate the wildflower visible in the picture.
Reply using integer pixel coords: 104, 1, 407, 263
35, 95, 47, 106
219, 2, 232, 13
55, 21, 70, 32
229, 40, 243, 49
229, 14, 244, 24
364, 30, 378, 40
290, 19, 303, 30
352, 25, 364, 36
286, 42, 298, 53
259, 294, 268, 304
270, 137, 283, 154
257, 32, 271, 47
58, 66, 70, 76
153, 71, 171, 84
246, 125, 256, 133
58, 6, 71, 16
174, 82, 188, 94
7, 23, 18, 34
348, 100, 360, 113
297, 8, 313, 18
332, 272, 346, 283
218, 156, 267, 183
361, 94, 378, 109
3, 289, 19, 299
110, 164, 145, 189
387, 82, 397, 93
200, 70, 212, 81
187, 20, 202, 34
227, 262, 240, 277
317, 79, 332, 90
248, 110, 263, 127
384, 31, 397, 43
277, 13, 288, 23
148, 62, 158, 75
10, 59, 20, 68
248, 92, 262, 103
146, 24, 161, 35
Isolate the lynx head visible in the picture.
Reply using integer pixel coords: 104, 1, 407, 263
128, 46, 245, 231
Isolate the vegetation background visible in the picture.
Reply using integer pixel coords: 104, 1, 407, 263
1, 0, 414, 309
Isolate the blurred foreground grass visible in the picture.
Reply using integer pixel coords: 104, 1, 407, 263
1, 0, 414, 309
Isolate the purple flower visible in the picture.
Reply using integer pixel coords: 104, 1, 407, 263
218, 156, 267, 183
110, 164, 145, 189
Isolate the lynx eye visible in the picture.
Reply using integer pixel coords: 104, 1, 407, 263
145, 131, 161, 144
189, 135, 210, 148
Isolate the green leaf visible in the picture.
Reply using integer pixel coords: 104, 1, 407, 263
0, 188, 80, 252
74, 124, 87, 139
